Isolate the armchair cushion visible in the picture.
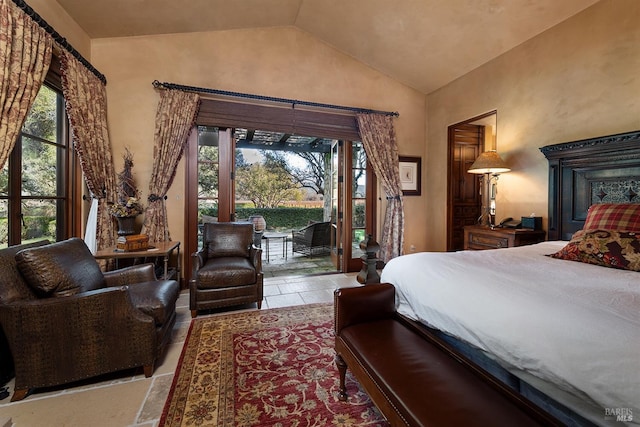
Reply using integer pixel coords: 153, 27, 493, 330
15, 238, 104, 297
127, 280, 180, 326
196, 257, 257, 289
0, 240, 49, 304
204, 222, 253, 259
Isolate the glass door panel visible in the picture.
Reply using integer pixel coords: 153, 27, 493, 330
343, 141, 369, 270
330, 140, 342, 269
196, 126, 220, 249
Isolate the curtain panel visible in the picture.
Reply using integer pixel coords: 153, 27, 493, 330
60, 50, 117, 251
142, 89, 200, 243
0, 0, 52, 169
356, 113, 404, 263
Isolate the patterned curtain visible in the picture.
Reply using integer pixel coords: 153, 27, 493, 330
141, 89, 200, 243
0, 0, 52, 168
356, 113, 404, 263
60, 50, 117, 251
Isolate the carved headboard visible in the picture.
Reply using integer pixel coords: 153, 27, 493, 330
540, 130, 640, 241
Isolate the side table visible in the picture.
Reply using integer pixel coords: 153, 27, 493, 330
463, 226, 545, 250
262, 232, 288, 263
94, 240, 181, 281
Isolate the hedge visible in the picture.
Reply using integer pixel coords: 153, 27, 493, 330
200, 207, 326, 231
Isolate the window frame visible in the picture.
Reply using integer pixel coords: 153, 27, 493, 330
1, 56, 81, 246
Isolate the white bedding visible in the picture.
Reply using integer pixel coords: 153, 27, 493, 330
380, 241, 640, 425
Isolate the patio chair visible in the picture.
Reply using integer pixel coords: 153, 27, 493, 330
292, 221, 331, 256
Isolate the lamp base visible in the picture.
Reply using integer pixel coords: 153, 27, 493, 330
477, 209, 495, 228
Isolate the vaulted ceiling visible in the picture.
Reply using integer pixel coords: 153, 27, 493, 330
54, 0, 599, 94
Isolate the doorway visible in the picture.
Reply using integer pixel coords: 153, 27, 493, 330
447, 111, 497, 251
184, 125, 376, 281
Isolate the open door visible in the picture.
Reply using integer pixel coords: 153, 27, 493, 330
447, 111, 497, 251
329, 140, 342, 270
331, 140, 377, 272
186, 129, 377, 280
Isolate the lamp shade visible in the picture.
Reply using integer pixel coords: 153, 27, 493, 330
468, 150, 511, 174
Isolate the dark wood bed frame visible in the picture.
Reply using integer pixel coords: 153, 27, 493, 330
421, 129, 640, 426
540, 129, 640, 240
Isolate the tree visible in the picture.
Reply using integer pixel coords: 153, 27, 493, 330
21, 86, 58, 198
289, 152, 329, 197
235, 153, 303, 208
197, 144, 219, 198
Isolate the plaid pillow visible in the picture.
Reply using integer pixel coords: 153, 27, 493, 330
583, 203, 640, 232
548, 229, 640, 271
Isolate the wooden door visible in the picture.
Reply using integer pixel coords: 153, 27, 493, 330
447, 124, 482, 251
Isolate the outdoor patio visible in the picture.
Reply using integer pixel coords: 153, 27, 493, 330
260, 233, 335, 278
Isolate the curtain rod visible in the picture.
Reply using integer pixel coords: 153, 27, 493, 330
11, 0, 106, 85
152, 80, 399, 117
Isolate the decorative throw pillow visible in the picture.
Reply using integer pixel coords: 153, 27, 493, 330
0, 240, 49, 304
16, 238, 105, 297
548, 229, 640, 271
583, 203, 640, 232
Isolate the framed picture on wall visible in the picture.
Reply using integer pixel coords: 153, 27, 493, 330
398, 156, 421, 196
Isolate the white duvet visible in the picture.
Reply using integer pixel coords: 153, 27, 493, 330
380, 241, 640, 424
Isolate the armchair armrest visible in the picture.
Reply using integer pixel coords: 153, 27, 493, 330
103, 263, 157, 287
293, 225, 313, 239
192, 250, 206, 274
250, 245, 262, 272
334, 283, 396, 335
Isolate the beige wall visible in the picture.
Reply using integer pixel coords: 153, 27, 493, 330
27, 0, 640, 256
425, 0, 640, 251
89, 28, 427, 253
28, 0, 91, 58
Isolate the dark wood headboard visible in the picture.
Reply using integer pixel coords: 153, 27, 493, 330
540, 130, 640, 241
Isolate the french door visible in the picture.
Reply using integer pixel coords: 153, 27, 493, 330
329, 140, 376, 272
184, 127, 376, 280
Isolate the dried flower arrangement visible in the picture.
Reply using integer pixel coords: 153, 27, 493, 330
109, 148, 143, 218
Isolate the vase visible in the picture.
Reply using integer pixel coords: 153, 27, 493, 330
116, 216, 137, 236
248, 215, 266, 232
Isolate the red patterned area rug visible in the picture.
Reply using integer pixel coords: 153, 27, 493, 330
159, 303, 388, 427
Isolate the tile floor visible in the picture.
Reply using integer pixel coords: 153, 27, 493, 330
0, 272, 360, 427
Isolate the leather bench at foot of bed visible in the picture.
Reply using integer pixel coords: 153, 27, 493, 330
334, 283, 562, 427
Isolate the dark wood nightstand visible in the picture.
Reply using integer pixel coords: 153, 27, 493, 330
463, 225, 546, 250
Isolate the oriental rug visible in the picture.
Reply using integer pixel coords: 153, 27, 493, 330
159, 303, 388, 427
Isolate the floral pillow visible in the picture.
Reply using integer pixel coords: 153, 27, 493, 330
548, 229, 640, 271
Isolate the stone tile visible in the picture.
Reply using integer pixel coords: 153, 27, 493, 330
263, 284, 281, 296
136, 374, 174, 424
264, 293, 306, 308
1, 378, 151, 427
300, 289, 334, 304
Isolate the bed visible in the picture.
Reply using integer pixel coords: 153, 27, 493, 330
381, 130, 640, 427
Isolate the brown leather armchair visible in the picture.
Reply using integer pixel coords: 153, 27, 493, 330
190, 222, 263, 317
0, 238, 179, 401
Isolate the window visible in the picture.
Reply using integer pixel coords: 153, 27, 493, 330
0, 76, 74, 247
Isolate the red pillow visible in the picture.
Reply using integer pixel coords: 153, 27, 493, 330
583, 203, 640, 232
